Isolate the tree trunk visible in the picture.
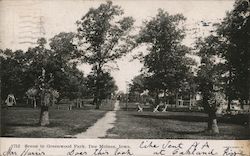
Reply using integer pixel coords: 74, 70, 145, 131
39, 92, 50, 126
180, 95, 183, 106
227, 98, 232, 111
39, 105, 49, 126
155, 89, 160, 106
76, 98, 79, 108
94, 66, 102, 109
81, 100, 84, 107
202, 91, 219, 135
164, 90, 167, 105
93, 96, 100, 109
52, 98, 55, 107
207, 110, 219, 134
189, 94, 192, 110
33, 98, 37, 109
175, 92, 178, 108
94, 94, 102, 109
227, 67, 232, 111
93, 97, 97, 107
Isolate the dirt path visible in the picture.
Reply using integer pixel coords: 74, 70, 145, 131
74, 100, 120, 138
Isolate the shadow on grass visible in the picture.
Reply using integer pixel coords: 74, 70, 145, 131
72, 127, 88, 134
6, 123, 39, 127
6, 122, 62, 128
132, 114, 207, 122
167, 130, 206, 135
132, 114, 248, 125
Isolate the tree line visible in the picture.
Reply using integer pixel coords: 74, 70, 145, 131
128, 0, 249, 134
0, 0, 249, 131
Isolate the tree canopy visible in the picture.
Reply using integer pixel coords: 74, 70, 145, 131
76, 1, 134, 108
136, 9, 196, 104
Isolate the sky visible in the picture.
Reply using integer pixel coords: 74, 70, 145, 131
0, 0, 234, 92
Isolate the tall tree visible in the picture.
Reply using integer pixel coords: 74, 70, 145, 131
76, 1, 134, 109
196, 36, 222, 134
216, 0, 250, 109
137, 9, 195, 105
27, 38, 55, 126
25, 37, 77, 125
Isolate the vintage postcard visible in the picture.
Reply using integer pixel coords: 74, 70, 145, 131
0, 0, 249, 155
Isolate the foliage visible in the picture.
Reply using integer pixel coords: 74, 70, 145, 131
1, 49, 29, 100
0, 33, 87, 105
128, 74, 146, 102
196, 0, 250, 111
86, 71, 118, 101
62, 63, 87, 100
26, 88, 39, 99
136, 9, 195, 104
76, 1, 134, 108
129, 74, 146, 94
216, 0, 250, 105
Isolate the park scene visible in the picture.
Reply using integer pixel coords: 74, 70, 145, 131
0, 0, 249, 139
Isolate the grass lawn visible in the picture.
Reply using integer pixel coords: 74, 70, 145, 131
106, 110, 250, 139
1, 108, 107, 138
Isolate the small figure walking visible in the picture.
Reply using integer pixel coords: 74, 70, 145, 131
5, 94, 16, 109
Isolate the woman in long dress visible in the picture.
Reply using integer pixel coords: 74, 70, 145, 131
5, 94, 16, 108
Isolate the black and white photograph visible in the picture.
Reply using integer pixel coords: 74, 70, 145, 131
0, 0, 250, 140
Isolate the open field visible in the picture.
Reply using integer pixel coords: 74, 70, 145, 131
1, 100, 249, 139
1, 100, 116, 138
1, 108, 107, 137
106, 111, 250, 139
